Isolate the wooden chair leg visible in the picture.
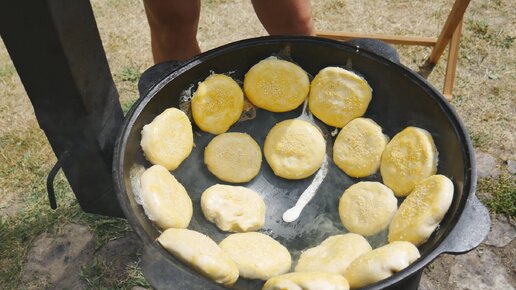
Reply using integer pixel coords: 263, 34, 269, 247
427, 0, 470, 65
443, 18, 463, 100
317, 0, 470, 103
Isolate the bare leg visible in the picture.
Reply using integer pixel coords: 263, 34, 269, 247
251, 0, 315, 36
143, 0, 201, 63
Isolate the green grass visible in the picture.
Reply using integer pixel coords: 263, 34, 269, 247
0, 179, 139, 288
469, 131, 490, 149
0, 64, 15, 79
117, 66, 140, 115
466, 19, 515, 49
122, 98, 138, 115
0, 177, 80, 288
0, 126, 144, 288
118, 67, 141, 83
478, 175, 516, 217
80, 258, 150, 289
468, 19, 489, 38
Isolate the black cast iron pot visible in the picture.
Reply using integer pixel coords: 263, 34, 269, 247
113, 36, 490, 290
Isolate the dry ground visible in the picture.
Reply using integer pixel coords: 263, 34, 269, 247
0, 0, 514, 289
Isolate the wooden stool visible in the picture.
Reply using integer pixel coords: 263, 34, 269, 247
317, 0, 470, 101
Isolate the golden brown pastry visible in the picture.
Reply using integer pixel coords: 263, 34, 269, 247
388, 174, 454, 246
333, 118, 388, 177
219, 232, 292, 280
344, 241, 420, 289
204, 132, 262, 183
139, 165, 192, 229
381, 126, 438, 196
140, 107, 193, 170
263, 272, 349, 290
264, 119, 326, 179
244, 57, 310, 112
309, 67, 372, 128
339, 182, 398, 236
157, 228, 239, 286
295, 233, 372, 275
192, 74, 244, 134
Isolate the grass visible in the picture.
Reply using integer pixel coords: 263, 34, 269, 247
0, 64, 15, 79
478, 175, 516, 217
0, 0, 515, 288
80, 258, 151, 289
122, 98, 138, 115
469, 130, 490, 149
0, 127, 135, 288
119, 67, 141, 83
467, 19, 515, 49
0, 189, 139, 288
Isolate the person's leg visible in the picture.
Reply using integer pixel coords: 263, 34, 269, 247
143, 0, 201, 63
251, 0, 315, 36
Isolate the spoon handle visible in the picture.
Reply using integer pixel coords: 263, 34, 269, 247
282, 156, 329, 222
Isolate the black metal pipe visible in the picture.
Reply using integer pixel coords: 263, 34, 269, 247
0, 0, 124, 217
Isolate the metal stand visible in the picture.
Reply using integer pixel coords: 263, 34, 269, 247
0, 0, 124, 217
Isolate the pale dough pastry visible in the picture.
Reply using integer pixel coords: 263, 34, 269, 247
339, 182, 398, 236
264, 119, 326, 179
204, 132, 262, 183
140, 107, 193, 170
388, 174, 454, 246
380, 126, 438, 196
201, 184, 266, 232
140, 165, 192, 229
263, 272, 350, 290
192, 74, 244, 134
295, 233, 372, 275
219, 232, 292, 280
244, 57, 310, 112
309, 67, 372, 128
333, 118, 388, 177
344, 241, 420, 289
157, 228, 239, 286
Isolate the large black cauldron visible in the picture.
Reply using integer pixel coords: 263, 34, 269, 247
113, 36, 490, 290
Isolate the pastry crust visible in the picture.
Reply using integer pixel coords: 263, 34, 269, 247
157, 228, 239, 286
263, 272, 349, 290
204, 132, 262, 183
333, 118, 388, 177
201, 184, 266, 232
388, 174, 454, 246
140, 107, 193, 170
344, 241, 420, 289
139, 165, 192, 230
244, 57, 310, 112
219, 232, 292, 280
295, 233, 372, 275
264, 119, 326, 179
309, 67, 372, 128
339, 182, 398, 236
192, 74, 244, 134
380, 126, 438, 196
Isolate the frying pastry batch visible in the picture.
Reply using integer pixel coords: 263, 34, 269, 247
137, 57, 454, 289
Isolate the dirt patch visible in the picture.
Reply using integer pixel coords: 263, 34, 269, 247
22, 224, 94, 289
